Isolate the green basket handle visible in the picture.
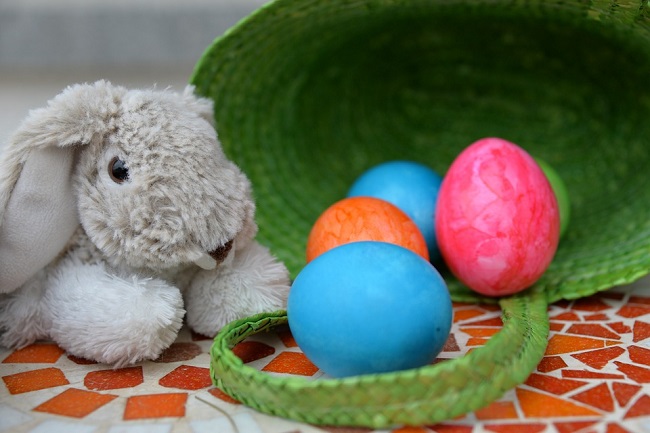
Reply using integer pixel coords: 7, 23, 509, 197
210, 289, 550, 429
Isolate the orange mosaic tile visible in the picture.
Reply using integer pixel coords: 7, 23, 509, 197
524, 373, 588, 395
562, 369, 625, 380
612, 382, 641, 407
607, 322, 632, 334
262, 352, 319, 376
2, 367, 69, 394
153, 342, 202, 363
159, 365, 212, 390
549, 323, 565, 332
463, 317, 503, 327
616, 305, 650, 318
85, 366, 144, 390
625, 394, 650, 418
633, 320, 650, 342
484, 423, 546, 433
566, 324, 621, 340
571, 383, 614, 412
516, 389, 600, 417
628, 345, 650, 366
614, 361, 650, 383
545, 334, 607, 355
278, 328, 298, 348
2, 343, 65, 364
442, 334, 460, 352
571, 298, 611, 312
536, 356, 567, 373
629, 295, 650, 305
584, 313, 609, 321
554, 421, 598, 433
460, 328, 500, 338
453, 308, 485, 323
474, 401, 518, 420
570, 346, 626, 369
208, 387, 241, 405
123, 392, 188, 420
232, 340, 276, 363
551, 312, 581, 322
33, 388, 117, 418
466, 337, 490, 346
607, 423, 632, 433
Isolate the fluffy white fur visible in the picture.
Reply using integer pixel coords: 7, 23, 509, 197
0, 81, 290, 366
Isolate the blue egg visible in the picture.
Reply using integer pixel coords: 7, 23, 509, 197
347, 161, 443, 260
287, 241, 452, 378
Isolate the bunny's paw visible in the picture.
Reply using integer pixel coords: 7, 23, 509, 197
185, 241, 290, 337
45, 261, 185, 366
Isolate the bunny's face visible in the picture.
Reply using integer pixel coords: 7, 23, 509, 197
74, 88, 254, 271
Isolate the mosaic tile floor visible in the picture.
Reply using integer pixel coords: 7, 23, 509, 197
1, 276, 649, 433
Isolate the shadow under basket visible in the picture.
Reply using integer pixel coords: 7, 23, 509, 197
191, 0, 650, 428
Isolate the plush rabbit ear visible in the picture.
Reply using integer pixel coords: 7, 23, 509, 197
182, 85, 216, 126
0, 80, 124, 293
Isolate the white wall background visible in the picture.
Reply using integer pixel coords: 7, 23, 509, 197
0, 0, 267, 148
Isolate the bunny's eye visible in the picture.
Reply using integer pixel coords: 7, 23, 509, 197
108, 157, 129, 183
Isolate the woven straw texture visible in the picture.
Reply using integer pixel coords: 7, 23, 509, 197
192, 0, 650, 427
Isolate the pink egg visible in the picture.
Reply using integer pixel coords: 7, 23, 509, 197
435, 138, 560, 296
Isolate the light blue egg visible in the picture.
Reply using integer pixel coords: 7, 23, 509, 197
347, 161, 443, 260
287, 241, 452, 378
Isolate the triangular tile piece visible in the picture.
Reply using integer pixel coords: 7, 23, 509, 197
536, 356, 568, 373
633, 321, 650, 342
525, 373, 588, 395
570, 346, 626, 370
607, 322, 632, 334
571, 383, 615, 412
625, 394, 650, 419
453, 308, 486, 323
545, 334, 605, 355
612, 382, 641, 407
567, 324, 621, 340
606, 423, 632, 433
516, 388, 601, 417
551, 312, 581, 321
617, 305, 650, 318
628, 345, 650, 366
614, 361, 650, 384
442, 333, 460, 352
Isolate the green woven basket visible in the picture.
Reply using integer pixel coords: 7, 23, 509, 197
191, 0, 650, 428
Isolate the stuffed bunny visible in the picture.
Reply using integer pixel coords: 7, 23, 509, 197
0, 81, 290, 366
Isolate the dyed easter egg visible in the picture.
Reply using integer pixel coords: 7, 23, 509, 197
347, 160, 443, 260
435, 138, 560, 296
288, 241, 452, 378
535, 158, 571, 239
306, 196, 429, 262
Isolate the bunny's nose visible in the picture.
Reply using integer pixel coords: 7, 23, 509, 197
208, 240, 234, 264
193, 239, 234, 270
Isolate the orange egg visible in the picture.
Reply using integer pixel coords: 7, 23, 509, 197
306, 196, 429, 262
